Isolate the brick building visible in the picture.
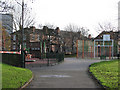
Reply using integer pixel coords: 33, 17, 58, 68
11, 26, 62, 58
94, 31, 119, 56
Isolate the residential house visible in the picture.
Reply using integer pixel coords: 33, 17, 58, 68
11, 26, 62, 58
94, 31, 119, 56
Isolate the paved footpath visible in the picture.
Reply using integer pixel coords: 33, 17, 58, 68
26, 58, 104, 88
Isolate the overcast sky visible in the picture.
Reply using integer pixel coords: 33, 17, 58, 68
30, 0, 119, 37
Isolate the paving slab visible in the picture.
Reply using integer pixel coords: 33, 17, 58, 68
26, 58, 105, 88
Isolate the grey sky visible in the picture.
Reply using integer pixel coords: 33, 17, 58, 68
29, 0, 119, 37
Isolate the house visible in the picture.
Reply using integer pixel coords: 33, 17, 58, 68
94, 31, 119, 56
11, 26, 62, 58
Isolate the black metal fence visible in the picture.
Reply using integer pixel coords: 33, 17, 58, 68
26, 53, 64, 67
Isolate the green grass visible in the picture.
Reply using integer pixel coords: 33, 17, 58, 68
89, 60, 119, 89
2, 63, 33, 88
65, 54, 76, 58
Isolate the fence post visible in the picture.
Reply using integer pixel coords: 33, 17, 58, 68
109, 46, 111, 59
76, 40, 78, 58
104, 46, 105, 56
94, 40, 95, 58
100, 46, 101, 57
91, 46, 92, 58
82, 40, 84, 59
47, 58, 49, 66
97, 45, 98, 57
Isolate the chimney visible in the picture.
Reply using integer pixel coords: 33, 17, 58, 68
88, 34, 91, 39
55, 27, 60, 34
43, 26, 48, 34
30, 26, 35, 33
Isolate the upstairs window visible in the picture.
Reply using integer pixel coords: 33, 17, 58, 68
13, 35, 16, 41
13, 45, 16, 50
38, 35, 40, 40
32, 35, 35, 40
23, 35, 26, 40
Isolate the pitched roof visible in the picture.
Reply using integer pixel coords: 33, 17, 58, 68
94, 31, 119, 40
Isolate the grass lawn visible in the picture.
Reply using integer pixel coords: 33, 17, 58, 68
65, 54, 76, 58
2, 63, 33, 88
89, 59, 119, 89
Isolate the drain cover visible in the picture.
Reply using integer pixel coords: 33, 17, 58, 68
40, 75, 71, 78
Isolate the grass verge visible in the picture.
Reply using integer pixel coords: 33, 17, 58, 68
2, 63, 33, 88
89, 60, 119, 89
65, 54, 76, 58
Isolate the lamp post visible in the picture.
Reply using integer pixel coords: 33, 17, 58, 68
21, 0, 25, 68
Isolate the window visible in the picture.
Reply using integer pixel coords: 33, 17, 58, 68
23, 35, 26, 40
35, 48, 37, 50
32, 35, 35, 40
23, 42, 26, 47
13, 35, 16, 40
13, 42, 16, 45
38, 35, 40, 40
31, 48, 34, 50
13, 45, 16, 50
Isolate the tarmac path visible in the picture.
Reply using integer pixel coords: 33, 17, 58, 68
26, 58, 104, 88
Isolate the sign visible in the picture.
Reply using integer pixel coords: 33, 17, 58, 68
103, 34, 110, 41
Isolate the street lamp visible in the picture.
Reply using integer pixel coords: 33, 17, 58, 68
21, 0, 25, 68
15, 0, 34, 67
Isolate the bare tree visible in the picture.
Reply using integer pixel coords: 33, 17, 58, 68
63, 24, 90, 54
64, 24, 89, 36
64, 24, 90, 37
0, 0, 35, 31
38, 23, 57, 29
96, 22, 117, 33
0, 0, 14, 12
64, 24, 80, 54
38, 24, 43, 29
64, 23, 79, 32
80, 27, 89, 37
44, 23, 56, 29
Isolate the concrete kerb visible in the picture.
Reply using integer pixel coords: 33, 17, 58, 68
88, 64, 108, 89
19, 73, 34, 90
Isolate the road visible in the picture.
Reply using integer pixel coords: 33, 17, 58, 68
26, 58, 103, 88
